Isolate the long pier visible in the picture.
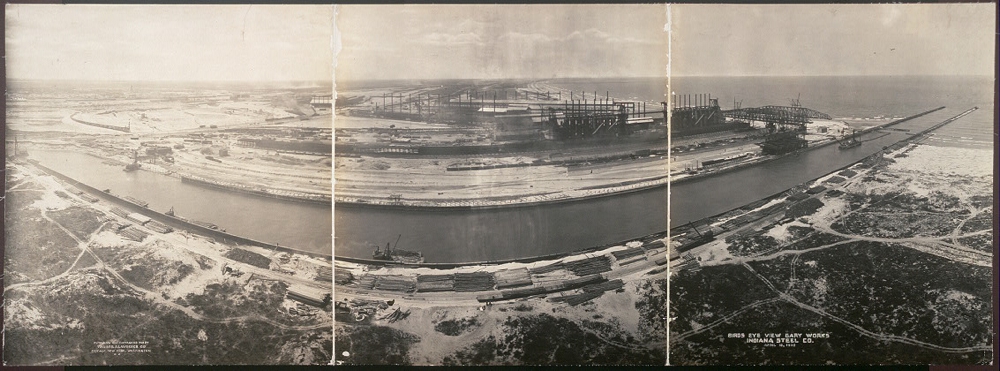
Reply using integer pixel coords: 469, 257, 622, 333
904, 106, 978, 142
69, 113, 131, 133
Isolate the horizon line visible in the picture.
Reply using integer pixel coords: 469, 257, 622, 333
7, 78, 333, 84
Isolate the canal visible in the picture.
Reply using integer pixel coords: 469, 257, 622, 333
29, 149, 332, 255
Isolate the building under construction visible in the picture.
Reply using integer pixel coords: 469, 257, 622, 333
669, 93, 832, 155
355, 89, 665, 142
722, 102, 833, 155
670, 94, 750, 136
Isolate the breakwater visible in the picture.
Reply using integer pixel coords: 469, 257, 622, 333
69, 113, 131, 133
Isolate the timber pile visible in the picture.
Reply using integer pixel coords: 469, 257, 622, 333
640, 232, 668, 244
494, 268, 532, 289
333, 269, 352, 284
617, 255, 647, 267
528, 262, 564, 275
564, 256, 612, 276
415, 274, 455, 292
109, 206, 130, 218
611, 247, 645, 260
118, 227, 149, 242
373, 275, 416, 293
355, 275, 377, 289
642, 240, 666, 250
529, 270, 577, 286
453, 272, 496, 292
146, 220, 173, 233
562, 274, 606, 290
500, 286, 546, 300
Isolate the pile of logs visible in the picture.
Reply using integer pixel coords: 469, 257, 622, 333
611, 247, 645, 260
354, 275, 377, 290
332, 269, 351, 284
642, 240, 666, 250
118, 227, 149, 242
565, 256, 612, 276
373, 275, 416, 293
494, 268, 532, 289
528, 262, 564, 275
416, 274, 455, 292
145, 220, 173, 233
454, 272, 496, 292
109, 206, 130, 218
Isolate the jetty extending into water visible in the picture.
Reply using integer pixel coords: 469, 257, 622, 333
69, 112, 131, 133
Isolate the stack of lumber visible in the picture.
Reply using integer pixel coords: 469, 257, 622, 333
373, 275, 416, 293
500, 286, 546, 300
145, 220, 173, 233
527, 270, 576, 286
565, 256, 612, 276
528, 262, 564, 275
118, 227, 149, 242
611, 247, 645, 260
354, 274, 377, 289
617, 255, 647, 267
494, 268, 532, 289
453, 272, 496, 292
416, 274, 455, 292
642, 240, 666, 250
562, 274, 606, 290
639, 232, 668, 244
332, 269, 351, 284
109, 206, 130, 218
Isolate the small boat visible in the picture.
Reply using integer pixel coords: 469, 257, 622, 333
373, 234, 424, 264
124, 149, 142, 171
838, 130, 862, 150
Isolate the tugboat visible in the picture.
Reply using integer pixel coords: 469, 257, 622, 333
838, 129, 862, 150
373, 234, 424, 264
124, 149, 142, 171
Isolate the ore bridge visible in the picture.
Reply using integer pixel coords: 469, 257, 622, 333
722, 105, 832, 128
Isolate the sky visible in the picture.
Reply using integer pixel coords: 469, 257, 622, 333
5, 4, 334, 82
334, 5, 669, 81
672, 3, 996, 76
